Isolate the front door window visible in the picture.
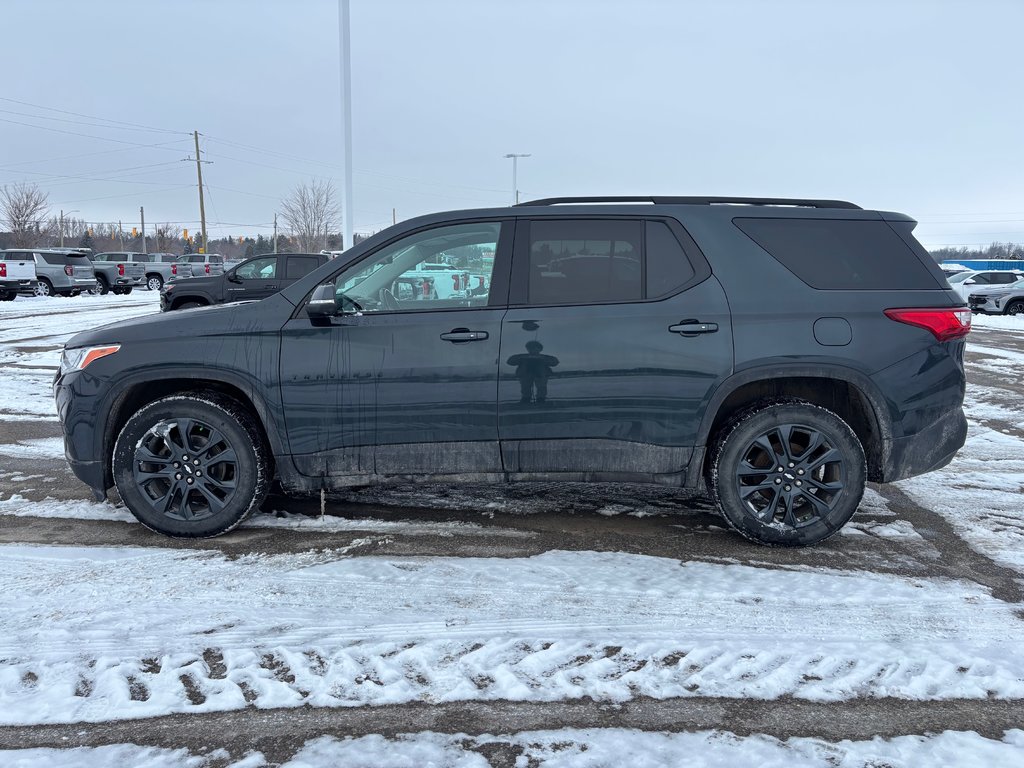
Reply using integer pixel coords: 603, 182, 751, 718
330, 222, 500, 313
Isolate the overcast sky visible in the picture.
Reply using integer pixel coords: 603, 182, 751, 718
1, 0, 1022, 249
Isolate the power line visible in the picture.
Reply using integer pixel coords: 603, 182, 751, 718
0, 139, 192, 169
0, 116, 191, 151
0, 96, 187, 135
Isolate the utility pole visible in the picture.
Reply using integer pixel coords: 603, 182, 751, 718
338, 0, 354, 251
392, 207, 396, 225
59, 209, 65, 248
140, 206, 146, 254
273, 213, 278, 254
118, 220, 125, 250
193, 130, 208, 254
503, 153, 531, 205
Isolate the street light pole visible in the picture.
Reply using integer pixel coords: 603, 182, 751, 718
338, 0, 354, 250
503, 153, 531, 205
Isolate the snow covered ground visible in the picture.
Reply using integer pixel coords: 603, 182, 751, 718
1, 292, 1023, 764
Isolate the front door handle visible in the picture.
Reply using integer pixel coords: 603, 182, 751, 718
669, 320, 719, 335
440, 329, 489, 343
265, 284, 278, 290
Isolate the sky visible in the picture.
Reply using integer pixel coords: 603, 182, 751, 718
1, 0, 1022, 250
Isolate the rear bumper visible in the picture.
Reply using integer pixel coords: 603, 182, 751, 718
881, 407, 967, 482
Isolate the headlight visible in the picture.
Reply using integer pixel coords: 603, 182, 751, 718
60, 344, 121, 375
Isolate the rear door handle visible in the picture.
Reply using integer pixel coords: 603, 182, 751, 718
440, 329, 489, 343
669, 320, 719, 335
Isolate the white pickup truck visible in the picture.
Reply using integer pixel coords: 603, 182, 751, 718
0, 252, 37, 301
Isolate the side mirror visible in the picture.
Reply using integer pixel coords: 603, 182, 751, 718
227, 272, 242, 284
306, 283, 338, 318
963, 279, 976, 285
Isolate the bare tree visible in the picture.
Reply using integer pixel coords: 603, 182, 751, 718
280, 179, 340, 252
1, 183, 50, 247
154, 223, 182, 253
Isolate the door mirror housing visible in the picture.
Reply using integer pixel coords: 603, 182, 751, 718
963, 279, 976, 285
227, 272, 242, 284
306, 283, 338, 318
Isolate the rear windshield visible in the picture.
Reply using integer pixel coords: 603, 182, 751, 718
733, 218, 943, 290
40, 253, 93, 267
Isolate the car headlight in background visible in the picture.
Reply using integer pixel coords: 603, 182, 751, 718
59, 345, 121, 375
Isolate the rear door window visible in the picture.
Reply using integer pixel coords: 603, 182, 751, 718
734, 218, 943, 290
527, 219, 642, 304
286, 256, 321, 279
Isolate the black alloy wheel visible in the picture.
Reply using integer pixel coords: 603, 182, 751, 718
113, 394, 270, 537
710, 399, 865, 546
1006, 300, 1024, 316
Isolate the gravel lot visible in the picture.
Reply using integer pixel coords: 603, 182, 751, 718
0, 293, 1022, 766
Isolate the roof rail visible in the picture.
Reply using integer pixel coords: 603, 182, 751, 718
516, 196, 862, 210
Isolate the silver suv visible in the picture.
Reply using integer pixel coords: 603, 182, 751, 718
4, 249, 97, 297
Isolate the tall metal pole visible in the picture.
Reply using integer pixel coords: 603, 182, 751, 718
140, 206, 146, 254
193, 130, 208, 254
339, 0, 353, 250
59, 209, 65, 248
503, 153, 530, 205
273, 213, 278, 254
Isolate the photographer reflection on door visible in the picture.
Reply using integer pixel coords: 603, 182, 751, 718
507, 341, 559, 404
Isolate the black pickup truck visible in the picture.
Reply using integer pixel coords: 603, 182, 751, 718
160, 252, 330, 311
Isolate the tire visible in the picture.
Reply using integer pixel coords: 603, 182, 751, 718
122, 286, 133, 295
0, 291, 14, 302
177, 300, 203, 310
709, 399, 866, 547
1005, 300, 1024, 316
112, 393, 271, 538
147, 274, 163, 291
95, 276, 110, 295
34, 279, 53, 297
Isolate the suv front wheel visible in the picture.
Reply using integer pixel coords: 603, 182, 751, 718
709, 399, 865, 547
112, 393, 270, 537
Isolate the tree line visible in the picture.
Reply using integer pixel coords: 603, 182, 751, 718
929, 243, 1024, 262
0, 179, 366, 259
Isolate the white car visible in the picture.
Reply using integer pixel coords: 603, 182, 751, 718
946, 270, 1024, 301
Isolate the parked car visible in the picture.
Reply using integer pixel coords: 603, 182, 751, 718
0, 251, 37, 300
4, 249, 96, 297
121, 253, 192, 291
56, 196, 969, 547
89, 252, 147, 295
967, 277, 1024, 315
947, 269, 1024, 301
160, 253, 329, 311
175, 253, 225, 277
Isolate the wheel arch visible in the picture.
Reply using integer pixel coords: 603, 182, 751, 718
696, 365, 892, 483
101, 372, 282, 490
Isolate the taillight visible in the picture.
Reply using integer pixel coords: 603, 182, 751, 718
171, 264, 178, 275
422, 279, 431, 299
0, 263, 6, 278
118, 263, 125, 276
205, 264, 210, 274
64, 265, 74, 276
884, 308, 971, 341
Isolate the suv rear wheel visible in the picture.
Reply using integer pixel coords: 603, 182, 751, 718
34, 279, 53, 297
709, 399, 865, 547
112, 393, 270, 537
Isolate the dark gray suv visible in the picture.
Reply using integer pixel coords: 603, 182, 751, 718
55, 196, 969, 546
